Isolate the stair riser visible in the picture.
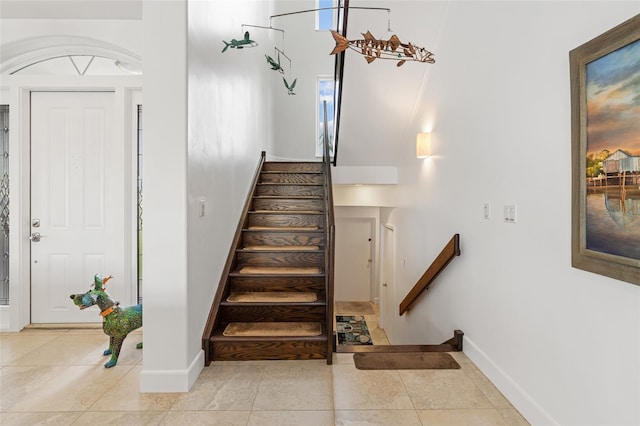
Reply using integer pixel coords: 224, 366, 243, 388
262, 162, 323, 173
212, 341, 327, 361
252, 198, 324, 212
260, 173, 323, 184
221, 305, 326, 322
242, 231, 324, 247
248, 213, 324, 228
236, 251, 324, 268
255, 185, 323, 197
230, 276, 325, 293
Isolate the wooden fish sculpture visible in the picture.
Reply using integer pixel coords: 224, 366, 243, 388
330, 30, 435, 67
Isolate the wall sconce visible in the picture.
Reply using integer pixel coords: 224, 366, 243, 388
416, 132, 431, 158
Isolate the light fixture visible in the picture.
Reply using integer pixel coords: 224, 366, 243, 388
416, 132, 431, 158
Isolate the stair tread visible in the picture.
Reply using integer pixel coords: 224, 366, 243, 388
257, 182, 322, 186
253, 195, 322, 199
241, 245, 320, 251
238, 266, 322, 275
249, 211, 322, 215
260, 173, 322, 177
248, 226, 319, 231
227, 291, 317, 303
249, 209, 322, 214
223, 321, 322, 337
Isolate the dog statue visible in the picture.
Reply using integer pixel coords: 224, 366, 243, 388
70, 274, 142, 368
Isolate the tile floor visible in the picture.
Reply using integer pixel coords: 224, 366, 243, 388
1, 306, 530, 425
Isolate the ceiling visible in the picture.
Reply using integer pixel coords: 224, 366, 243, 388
0, 0, 142, 20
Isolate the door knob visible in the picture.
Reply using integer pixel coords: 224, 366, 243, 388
383, 282, 387, 287
29, 232, 46, 242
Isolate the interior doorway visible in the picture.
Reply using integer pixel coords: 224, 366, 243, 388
334, 217, 374, 302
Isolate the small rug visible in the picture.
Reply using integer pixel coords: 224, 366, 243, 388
223, 322, 322, 337
336, 315, 373, 345
353, 352, 461, 370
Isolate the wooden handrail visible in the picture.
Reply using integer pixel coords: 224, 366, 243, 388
399, 234, 460, 316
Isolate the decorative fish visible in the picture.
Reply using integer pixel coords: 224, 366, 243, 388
330, 30, 435, 67
283, 77, 297, 95
222, 31, 257, 53
266, 54, 284, 74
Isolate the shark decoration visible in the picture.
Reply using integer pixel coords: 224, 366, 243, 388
329, 30, 435, 67
221, 31, 258, 53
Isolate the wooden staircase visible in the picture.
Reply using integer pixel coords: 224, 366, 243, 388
202, 154, 334, 364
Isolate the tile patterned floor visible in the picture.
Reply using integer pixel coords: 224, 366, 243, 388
0, 307, 529, 425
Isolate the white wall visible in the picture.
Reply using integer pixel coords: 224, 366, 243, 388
140, 0, 193, 391
368, 2, 640, 425
187, 0, 276, 380
270, 0, 336, 161
141, 0, 277, 392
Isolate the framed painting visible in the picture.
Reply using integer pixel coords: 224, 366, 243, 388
570, 14, 640, 286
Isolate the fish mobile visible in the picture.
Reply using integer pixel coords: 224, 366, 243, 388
330, 30, 435, 67
221, 31, 257, 53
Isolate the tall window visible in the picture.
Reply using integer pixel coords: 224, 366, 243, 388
316, 0, 335, 31
0, 106, 9, 305
317, 77, 335, 158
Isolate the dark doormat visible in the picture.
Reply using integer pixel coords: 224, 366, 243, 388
336, 315, 373, 345
353, 352, 461, 370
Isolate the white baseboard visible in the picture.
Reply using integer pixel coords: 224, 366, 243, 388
0, 306, 12, 331
463, 336, 558, 426
139, 349, 204, 393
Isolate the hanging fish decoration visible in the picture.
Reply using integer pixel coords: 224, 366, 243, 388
329, 30, 435, 67
266, 54, 284, 74
221, 31, 258, 53
283, 77, 297, 95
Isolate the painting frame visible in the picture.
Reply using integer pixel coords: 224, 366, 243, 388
570, 14, 640, 286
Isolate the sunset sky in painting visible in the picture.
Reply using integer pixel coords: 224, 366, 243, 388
586, 38, 640, 156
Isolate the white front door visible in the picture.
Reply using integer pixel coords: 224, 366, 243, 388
335, 218, 373, 302
30, 91, 127, 323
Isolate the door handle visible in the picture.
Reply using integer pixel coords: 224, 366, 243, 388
383, 282, 387, 287
29, 232, 46, 242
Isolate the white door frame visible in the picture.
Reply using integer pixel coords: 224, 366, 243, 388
380, 223, 396, 341
3, 75, 141, 331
